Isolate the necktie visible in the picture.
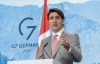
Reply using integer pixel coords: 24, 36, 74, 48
52, 34, 58, 56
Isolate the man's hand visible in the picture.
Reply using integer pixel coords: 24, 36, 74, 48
59, 38, 70, 50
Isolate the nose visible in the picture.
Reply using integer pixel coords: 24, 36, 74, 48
53, 18, 57, 23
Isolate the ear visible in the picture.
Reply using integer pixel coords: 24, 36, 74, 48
62, 19, 64, 26
62, 19, 64, 23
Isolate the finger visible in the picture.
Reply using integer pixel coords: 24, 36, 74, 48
60, 42, 66, 45
59, 39, 66, 42
60, 40, 68, 44
61, 38, 69, 43
60, 38, 66, 41
60, 42, 65, 45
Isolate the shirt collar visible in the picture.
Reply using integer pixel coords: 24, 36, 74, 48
52, 28, 64, 38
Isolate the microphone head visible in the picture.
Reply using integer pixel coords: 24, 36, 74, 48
44, 43, 48, 47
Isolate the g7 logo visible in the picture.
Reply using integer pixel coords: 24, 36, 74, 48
19, 17, 36, 40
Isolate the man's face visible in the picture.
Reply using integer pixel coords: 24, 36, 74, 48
48, 12, 64, 33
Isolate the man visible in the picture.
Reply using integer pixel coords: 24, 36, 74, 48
37, 8, 82, 64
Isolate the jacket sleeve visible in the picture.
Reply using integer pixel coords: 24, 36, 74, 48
68, 34, 82, 62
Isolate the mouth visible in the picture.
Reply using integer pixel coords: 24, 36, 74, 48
53, 24, 58, 27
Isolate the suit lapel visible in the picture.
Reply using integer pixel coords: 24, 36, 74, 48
44, 35, 53, 58
53, 30, 68, 58
53, 41, 61, 58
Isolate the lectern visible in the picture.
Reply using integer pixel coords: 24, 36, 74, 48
7, 59, 61, 64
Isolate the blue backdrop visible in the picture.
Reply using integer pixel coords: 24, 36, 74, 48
0, 0, 100, 64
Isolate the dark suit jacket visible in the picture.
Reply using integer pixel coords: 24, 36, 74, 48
37, 30, 82, 64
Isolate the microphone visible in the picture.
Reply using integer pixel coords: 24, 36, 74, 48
44, 43, 48, 47
43, 43, 51, 58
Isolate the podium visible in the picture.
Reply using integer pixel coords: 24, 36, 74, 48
7, 59, 61, 64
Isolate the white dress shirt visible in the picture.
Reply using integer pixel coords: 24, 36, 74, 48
52, 28, 64, 41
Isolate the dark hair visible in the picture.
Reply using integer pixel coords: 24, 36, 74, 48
47, 8, 64, 20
